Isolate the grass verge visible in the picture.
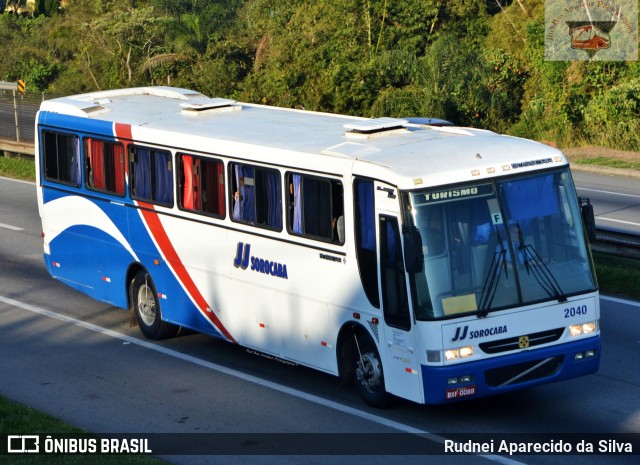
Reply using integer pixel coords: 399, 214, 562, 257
0, 396, 164, 464
0, 155, 36, 181
574, 157, 640, 170
593, 252, 640, 301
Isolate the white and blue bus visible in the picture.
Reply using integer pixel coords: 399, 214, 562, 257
35, 87, 600, 406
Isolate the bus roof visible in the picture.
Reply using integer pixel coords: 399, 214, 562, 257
39, 86, 568, 190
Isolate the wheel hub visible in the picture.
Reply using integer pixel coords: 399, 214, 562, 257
137, 284, 156, 326
356, 352, 382, 391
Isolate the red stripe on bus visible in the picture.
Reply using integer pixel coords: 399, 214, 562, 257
114, 122, 132, 140
138, 202, 236, 343
114, 123, 132, 176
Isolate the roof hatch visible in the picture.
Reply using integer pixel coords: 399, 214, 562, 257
81, 105, 111, 117
181, 98, 240, 115
344, 117, 407, 136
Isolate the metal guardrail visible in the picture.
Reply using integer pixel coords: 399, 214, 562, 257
592, 228, 640, 260
0, 90, 64, 156
0, 139, 34, 156
0, 90, 41, 143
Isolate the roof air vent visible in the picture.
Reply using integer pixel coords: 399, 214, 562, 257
81, 105, 110, 116
181, 98, 240, 115
344, 117, 407, 136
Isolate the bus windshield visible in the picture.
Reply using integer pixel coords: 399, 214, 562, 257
408, 168, 596, 320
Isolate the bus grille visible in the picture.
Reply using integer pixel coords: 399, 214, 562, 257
479, 328, 564, 354
485, 356, 563, 387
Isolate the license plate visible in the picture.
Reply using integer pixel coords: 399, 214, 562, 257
446, 385, 477, 400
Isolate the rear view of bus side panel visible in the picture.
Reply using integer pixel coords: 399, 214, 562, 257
41, 188, 132, 309
37, 115, 215, 338
38, 116, 131, 309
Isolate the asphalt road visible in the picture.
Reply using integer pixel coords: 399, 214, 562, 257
0, 176, 638, 465
573, 170, 640, 236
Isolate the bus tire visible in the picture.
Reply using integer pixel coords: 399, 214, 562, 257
132, 271, 179, 340
353, 335, 389, 408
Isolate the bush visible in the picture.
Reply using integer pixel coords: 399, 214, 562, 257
582, 80, 640, 151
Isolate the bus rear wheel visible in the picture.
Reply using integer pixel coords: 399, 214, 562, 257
132, 271, 179, 340
353, 335, 389, 408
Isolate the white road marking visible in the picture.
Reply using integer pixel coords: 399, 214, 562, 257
0, 294, 522, 464
0, 175, 35, 186
600, 295, 640, 308
0, 177, 31, 232
597, 217, 640, 227
574, 187, 640, 227
0, 222, 23, 231
577, 187, 640, 200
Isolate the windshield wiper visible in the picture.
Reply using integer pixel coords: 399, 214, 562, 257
478, 244, 507, 318
519, 243, 567, 303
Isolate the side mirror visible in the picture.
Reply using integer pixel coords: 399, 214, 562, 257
403, 225, 424, 274
579, 197, 596, 243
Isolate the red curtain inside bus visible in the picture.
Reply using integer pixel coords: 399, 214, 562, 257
182, 155, 195, 210
88, 139, 106, 190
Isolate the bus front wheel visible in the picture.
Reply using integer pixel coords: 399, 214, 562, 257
353, 335, 389, 408
132, 271, 179, 340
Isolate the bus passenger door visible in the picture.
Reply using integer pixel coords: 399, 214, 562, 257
378, 214, 423, 403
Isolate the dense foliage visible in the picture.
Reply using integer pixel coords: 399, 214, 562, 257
1, 0, 638, 150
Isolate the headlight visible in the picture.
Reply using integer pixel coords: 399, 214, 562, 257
445, 346, 473, 361
569, 321, 597, 336
459, 346, 473, 358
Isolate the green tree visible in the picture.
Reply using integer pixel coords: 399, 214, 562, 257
1, 0, 638, 151
237, 0, 473, 113
0, 12, 57, 91
583, 79, 640, 151
143, 0, 244, 86
47, 2, 171, 92
36, 0, 60, 16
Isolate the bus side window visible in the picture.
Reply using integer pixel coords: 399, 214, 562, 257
380, 215, 410, 330
42, 130, 81, 186
178, 153, 225, 217
231, 162, 282, 230
130, 146, 173, 206
354, 178, 379, 308
287, 172, 344, 244
85, 138, 125, 196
